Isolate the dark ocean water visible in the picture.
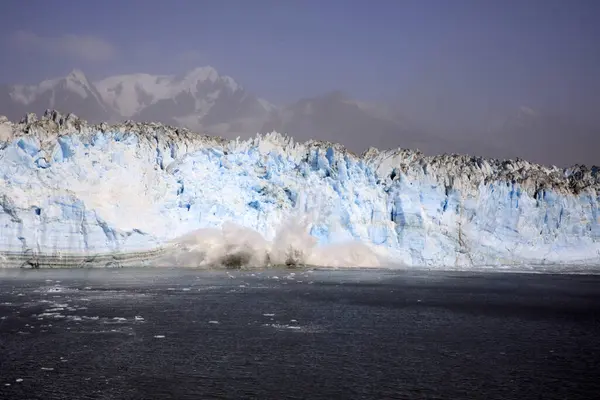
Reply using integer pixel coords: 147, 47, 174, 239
0, 268, 599, 400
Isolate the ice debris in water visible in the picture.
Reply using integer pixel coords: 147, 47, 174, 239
0, 111, 598, 270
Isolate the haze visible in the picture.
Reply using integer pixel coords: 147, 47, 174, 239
1, 0, 599, 167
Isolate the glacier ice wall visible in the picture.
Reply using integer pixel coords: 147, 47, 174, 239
0, 111, 599, 269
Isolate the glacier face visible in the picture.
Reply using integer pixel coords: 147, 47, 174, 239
0, 111, 599, 269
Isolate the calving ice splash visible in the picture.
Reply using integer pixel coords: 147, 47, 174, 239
0, 111, 599, 270
163, 219, 382, 269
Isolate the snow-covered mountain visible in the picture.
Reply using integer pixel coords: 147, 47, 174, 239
0, 69, 113, 122
1, 68, 597, 167
0, 67, 420, 151
0, 67, 276, 137
95, 68, 229, 118
0, 111, 598, 270
94, 66, 275, 136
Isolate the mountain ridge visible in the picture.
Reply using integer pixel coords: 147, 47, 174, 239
0, 67, 430, 157
1, 67, 598, 167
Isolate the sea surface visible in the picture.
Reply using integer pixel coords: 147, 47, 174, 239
0, 267, 599, 399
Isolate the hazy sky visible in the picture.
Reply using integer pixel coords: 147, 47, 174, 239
1, 0, 599, 165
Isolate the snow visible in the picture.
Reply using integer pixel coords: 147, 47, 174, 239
9, 70, 109, 113
94, 66, 242, 117
94, 73, 170, 116
10, 69, 94, 106
183, 66, 219, 85
0, 113, 599, 270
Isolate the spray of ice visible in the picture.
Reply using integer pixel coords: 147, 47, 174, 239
157, 218, 383, 269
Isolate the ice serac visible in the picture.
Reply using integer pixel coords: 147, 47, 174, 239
0, 110, 599, 270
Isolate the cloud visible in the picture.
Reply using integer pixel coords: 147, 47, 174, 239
10, 30, 116, 62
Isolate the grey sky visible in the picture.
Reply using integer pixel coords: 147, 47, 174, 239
1, 0, 599, 166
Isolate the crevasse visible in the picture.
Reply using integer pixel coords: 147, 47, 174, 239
0, 111, 599, 269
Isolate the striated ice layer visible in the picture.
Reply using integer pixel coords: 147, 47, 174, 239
0, 111, 599, 269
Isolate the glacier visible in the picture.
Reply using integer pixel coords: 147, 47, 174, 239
0, 110, 599, 270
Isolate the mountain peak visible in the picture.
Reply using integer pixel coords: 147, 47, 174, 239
66, 69, 87, 83
181, 66, 219, 83
8, 69, 96, 107
175, 66, 241, 93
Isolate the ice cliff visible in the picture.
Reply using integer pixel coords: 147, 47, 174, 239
0, 110, 599, 270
